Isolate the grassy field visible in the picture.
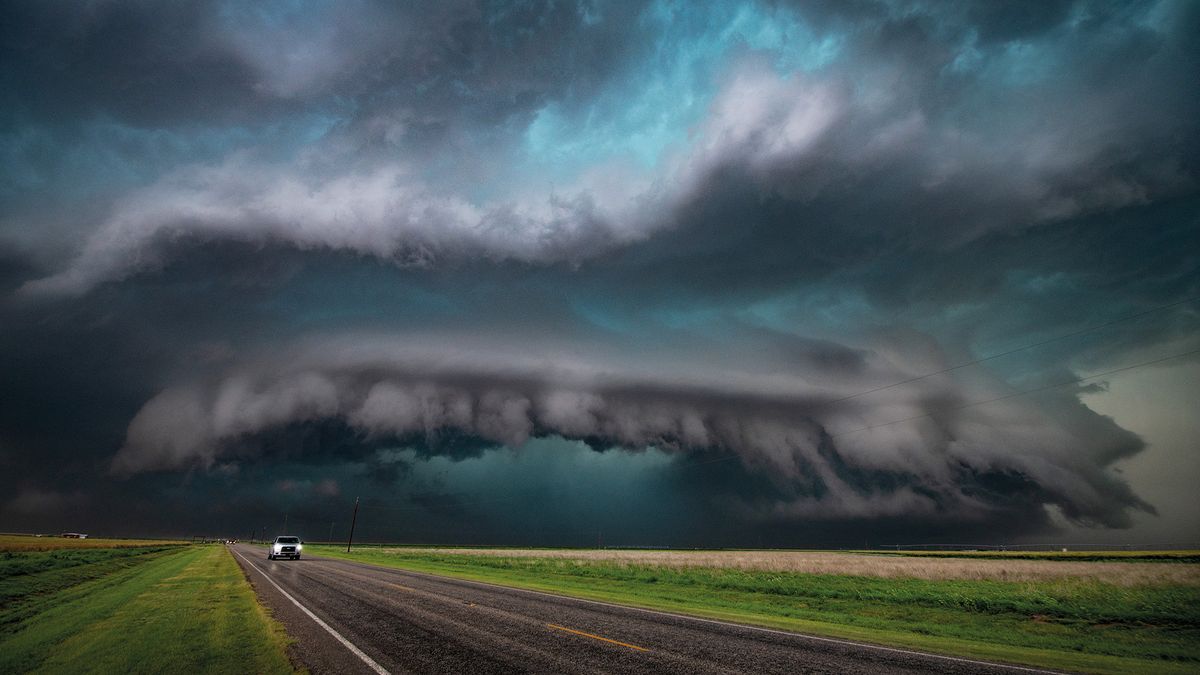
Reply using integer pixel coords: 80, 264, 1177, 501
0, 543, 297, 674
0, 533, 190, 551
311, 545, 1200, 675
346, 546, 1200, 585
859, 549, 1200, 562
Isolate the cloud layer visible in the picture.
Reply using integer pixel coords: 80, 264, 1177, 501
1, 0, 1197, 543
112, 334, 1151, 528
13, 0, 1196, 295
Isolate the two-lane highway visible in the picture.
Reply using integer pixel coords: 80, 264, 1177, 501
229, 544, 1059, 675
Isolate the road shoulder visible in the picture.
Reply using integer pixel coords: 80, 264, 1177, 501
231, 544, 380, 675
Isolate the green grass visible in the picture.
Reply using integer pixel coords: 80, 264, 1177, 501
311, 545, 1200, 675
0, 545, 298, 674
0, 546, 184, 633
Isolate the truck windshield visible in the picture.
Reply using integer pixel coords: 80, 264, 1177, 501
276, 537, 300, 544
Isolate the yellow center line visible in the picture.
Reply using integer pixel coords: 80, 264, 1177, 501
545, 623, 649, 652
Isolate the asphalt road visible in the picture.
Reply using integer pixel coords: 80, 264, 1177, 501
229, 544, 1061, 675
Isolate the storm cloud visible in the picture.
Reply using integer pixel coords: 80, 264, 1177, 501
14, 0, 1196, 296
1, 0, 1198, 544
112, 332, 1151, 530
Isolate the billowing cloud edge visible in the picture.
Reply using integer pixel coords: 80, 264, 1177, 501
111, 335, 1153, 529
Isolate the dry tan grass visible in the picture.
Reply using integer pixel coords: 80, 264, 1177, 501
878, 549, 1200, 560
379, 547, 1200, 586
0, 534, 187, 552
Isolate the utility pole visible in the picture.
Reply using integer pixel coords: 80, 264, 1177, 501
283, 513, 288, 532
346, 497, 360, 554
328, 521, 335, 543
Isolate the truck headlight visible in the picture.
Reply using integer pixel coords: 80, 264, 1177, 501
297, 544, 303, 551
273, 544, 282, 552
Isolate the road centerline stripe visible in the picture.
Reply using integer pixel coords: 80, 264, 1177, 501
546, 623, 649, 652
233, 548, 391, 675
325, 557, 1064, 674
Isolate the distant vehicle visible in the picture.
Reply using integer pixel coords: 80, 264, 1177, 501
268, 536, 302, 560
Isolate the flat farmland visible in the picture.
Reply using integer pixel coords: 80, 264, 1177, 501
365, 547, 1200, 585
0, 534, 189, 552
0, 538, 295, 673
312, 545, 1200, 674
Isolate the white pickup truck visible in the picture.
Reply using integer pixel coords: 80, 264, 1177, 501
267, 536, 303, 560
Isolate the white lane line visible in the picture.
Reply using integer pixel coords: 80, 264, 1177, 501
326, 557, 1063, 675
232, 549, 391, 675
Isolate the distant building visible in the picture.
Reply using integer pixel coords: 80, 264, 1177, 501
60, 532, 88, 538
